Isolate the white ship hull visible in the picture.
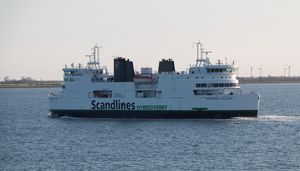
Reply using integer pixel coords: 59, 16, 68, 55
49, 91, 259, 118
48, 43, 260, 119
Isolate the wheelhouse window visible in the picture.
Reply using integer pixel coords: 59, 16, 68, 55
93, 90, 112, 98
64, 71, 82, 76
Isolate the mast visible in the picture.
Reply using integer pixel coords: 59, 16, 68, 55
194, 41, 202, 66
286, 65, 293, 77
86, 44, 101, 69
194, 41, 212, 67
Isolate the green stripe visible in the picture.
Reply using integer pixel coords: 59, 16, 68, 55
192, 107, 208, 111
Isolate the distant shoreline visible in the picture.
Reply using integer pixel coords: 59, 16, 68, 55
238, 77, 300, 84
0, 81, 62, 88
1, 77, 300, 88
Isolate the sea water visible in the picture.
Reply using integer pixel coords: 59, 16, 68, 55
1, 84, 300, 170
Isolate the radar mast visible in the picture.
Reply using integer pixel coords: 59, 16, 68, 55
86, 44, 101, 69
193, 41, 212, 67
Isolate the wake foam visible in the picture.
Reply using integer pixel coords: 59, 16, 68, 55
235, 115, 300, 122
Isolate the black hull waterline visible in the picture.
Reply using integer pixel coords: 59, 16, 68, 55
49, 110, 258, 119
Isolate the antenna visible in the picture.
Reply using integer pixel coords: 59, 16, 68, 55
85, 54, 93, 63
250, 67, 254, 78
286, 65, 293, 77
236, 66, 240, 77
203, 51, 212, 58
258, 67, 262, 78
203, 51, 212, 65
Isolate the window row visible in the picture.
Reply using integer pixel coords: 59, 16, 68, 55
64, 78, 78, 82
193, 90, 214, 95
93, 90, 112, 98
196, 83, 238, 88
136, 90, 157, 98
92, 90, 161, 98
64, 71, 82, 76
207, 68, 235, 73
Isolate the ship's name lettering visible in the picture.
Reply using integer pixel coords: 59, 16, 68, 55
91, 100, 135, 110
136, 105, 167, 110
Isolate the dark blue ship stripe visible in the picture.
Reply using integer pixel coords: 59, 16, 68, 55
49, 110, 257, 119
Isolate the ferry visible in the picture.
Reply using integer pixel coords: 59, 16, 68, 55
48, 41, 260, 118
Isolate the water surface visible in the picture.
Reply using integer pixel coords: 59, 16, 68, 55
1, 84, 300, 170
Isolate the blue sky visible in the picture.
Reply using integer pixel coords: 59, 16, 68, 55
1, 0, 299, 80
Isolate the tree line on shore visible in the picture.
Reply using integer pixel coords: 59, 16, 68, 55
1, 76, 61, 85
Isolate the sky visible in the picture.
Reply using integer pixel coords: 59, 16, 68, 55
1, 0, 300, 80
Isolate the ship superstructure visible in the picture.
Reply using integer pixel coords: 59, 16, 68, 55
49, 41, 259, 118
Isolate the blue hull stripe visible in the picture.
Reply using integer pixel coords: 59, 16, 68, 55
49, 110, 258, 119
